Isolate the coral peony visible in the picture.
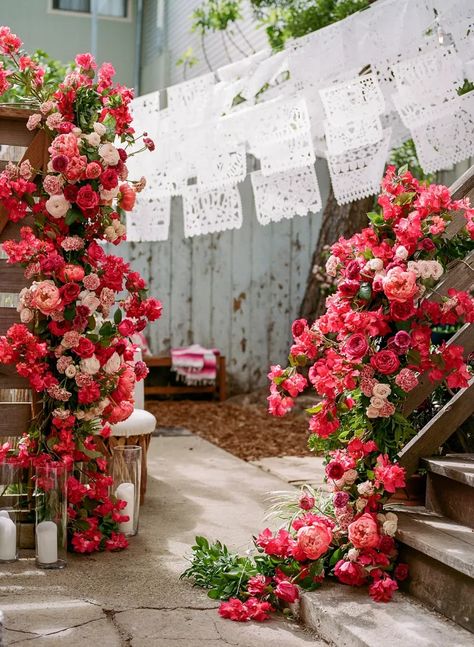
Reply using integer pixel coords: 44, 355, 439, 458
348, 513, 380, 549
297, 522, 333, 560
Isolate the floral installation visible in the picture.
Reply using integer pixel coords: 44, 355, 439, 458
0, 27, 160, 553
183, 166, 474, 620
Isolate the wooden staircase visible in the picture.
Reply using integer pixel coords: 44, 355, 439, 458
390, 165, 474, 633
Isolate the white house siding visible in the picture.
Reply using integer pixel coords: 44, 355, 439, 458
165, 0, 268, 85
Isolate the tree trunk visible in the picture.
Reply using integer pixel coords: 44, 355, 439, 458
300, 186, 374, 321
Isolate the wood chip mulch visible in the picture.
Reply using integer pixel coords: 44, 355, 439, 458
145, 400, 312, 461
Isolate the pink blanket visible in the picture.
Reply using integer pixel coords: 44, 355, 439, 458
171, 344, 220, 385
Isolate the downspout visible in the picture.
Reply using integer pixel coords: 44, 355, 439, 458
134, 0, 144, 96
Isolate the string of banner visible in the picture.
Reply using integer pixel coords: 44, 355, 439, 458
125, 0, 474, 242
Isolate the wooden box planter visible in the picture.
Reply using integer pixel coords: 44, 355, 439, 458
0, 107, 50, 547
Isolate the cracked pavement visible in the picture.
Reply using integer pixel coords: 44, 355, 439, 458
1, 436, 326, 646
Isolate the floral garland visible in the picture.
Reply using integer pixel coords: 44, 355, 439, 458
183, 167, 474, 620
0, 27, 160, 553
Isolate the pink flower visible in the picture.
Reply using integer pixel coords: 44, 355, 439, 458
348, 513, 380, 549
334, 559, 367, 587
43, 174, 63, 195
267, 391, 294, 417
247, 574, 271, 596
26, 113, 42, 130
342, 333, 369, 359
298, 492, 315, 511
325, 461, 345, 480
86, 162, 103, 179
382, 267, 418, 303
245, 598, 273, 622
368, 576, 398, 602
75, 52, 96, 70
31, 280, 62, 315
49, 133, 79, 158
296, 522, 333, 560
274, 580, 299, 603
374, 454, 405, 493
218, 598, 250, 622
395, 368, 418, 392
394, 563, 409, 581
99, 142, 120, 166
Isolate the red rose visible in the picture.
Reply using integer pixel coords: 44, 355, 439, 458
325, 461, 345, 480
390, 300, 416, 321
63, 184, 79, 202
368, 576, 398, 602
334, 559, 366, 587
86, 241, 106, 265
338, 280, 360, 297
100, 168, 119, 190
345, 260, 361, 280
342, 333, 368, 359
292, 318, 307, 339
51, 154, 68, 173
74, 337, 96, 359
118, 319, 136, 337
394, 563, 409, 581
59, 282, 81, 304
76, 185, 99, 212
370, 350, 400, 375
274, 581, 299, 603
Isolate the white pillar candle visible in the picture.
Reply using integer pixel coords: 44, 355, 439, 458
0, 516, 16, 561
0, 510, 11, 519
116, 482, 135, 534
36, 520, 58, 564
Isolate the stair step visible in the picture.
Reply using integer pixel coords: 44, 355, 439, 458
298, 582, 474, 647
393, 506, 474, 578
422, 455, 474, 487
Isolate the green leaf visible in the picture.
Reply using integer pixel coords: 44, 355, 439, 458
65, 209, 82, 225
113, 309, 123, 324
63, 304, 76, 321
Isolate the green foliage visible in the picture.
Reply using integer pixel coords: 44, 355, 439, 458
180, 536, 259, 600
0, 49, 69, 104
249, 0, 371, 49
192, 0, 243, 34
176, 46, 199, 78
389, 139, 434, 183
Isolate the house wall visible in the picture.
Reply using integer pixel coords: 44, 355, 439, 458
0, 0, 137, 87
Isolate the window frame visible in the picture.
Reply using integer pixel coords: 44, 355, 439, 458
48, 0, 132, 23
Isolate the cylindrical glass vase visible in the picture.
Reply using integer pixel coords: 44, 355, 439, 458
0, 463, 19, 563
35, 463, 67, 569
112, 445, 141, 537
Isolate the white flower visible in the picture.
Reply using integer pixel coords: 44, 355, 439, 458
65, 365, 77, 378
104, 352, 121, 375
99, 142, 120, 166
366, 258, 384, 271
79, 290, 101, 314
429, 260, 444, 280
357, 480, 374, 496
370, 396, 386, 409
80, 357, 101, 375
347, 548, 359, 561
93, 122, 107, 136
383, 513, 398, 536
72, 127, 82, 137
325, 255, 339, 277
372, 383, 391, 398
366, 406, 380, 419
20, 308, 34, 323
355, 498, 366, 512
45, 194, 70, 219
84, 132, 101, 147
395, 245, 408, 260
343, 469, 358, 485
100, 186, 120, 201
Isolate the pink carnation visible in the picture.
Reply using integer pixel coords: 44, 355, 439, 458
395, 368, 418, 392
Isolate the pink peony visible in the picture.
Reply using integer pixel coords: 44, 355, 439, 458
382, 267, 418, 303
348, 513, 380, 549
374, 454, 405, 493
296, 522, 333, 560
31, 280, 62, 315
334, 559, 367, 587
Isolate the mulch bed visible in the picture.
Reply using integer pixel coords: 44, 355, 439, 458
145, 399, 312, 461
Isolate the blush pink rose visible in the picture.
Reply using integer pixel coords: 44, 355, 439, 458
382, 267, 418, 303
348, 513, 380, 549
45, 194, 71, 219
296, 522, 333, 560
32, 280, 62, 315
49, 132, 79, 158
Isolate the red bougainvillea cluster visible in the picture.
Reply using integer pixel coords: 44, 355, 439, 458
0, 27, 159, 552
184, 167, 474, 619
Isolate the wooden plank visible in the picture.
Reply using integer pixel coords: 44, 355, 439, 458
402, 323, 474, 416
0, 260, 26, 292
0, 119, 35, 147
0, 402, 31, 437
230, 178, 252, 391
169, 196, 193, 348
190, 225, 213, 348
0, 214, 34, 243
149, 220, 171, 353
426, 251, 474, 301
144, 385, 216, 395
0, 306, 20, 334
210, 230, 233, 368
0, 364, 29, 389
268, 219, 292, 368
398, 377, 474, 477
450, 164, 474, 201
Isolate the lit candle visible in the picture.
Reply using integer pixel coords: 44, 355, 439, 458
116, 482, 135, 535
36, 520, 58, 565
0, 516, 17, 561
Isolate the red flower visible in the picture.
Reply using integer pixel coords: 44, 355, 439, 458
370, 350, 400, 375
334, 559, 366, 587
59, 282, 81, 304
368, 576, 398, 602
118, 183, 136, 211
274, 580, 299, 603
218, 598, 250, 622
101, 168, 119, 190
76, 185, 99, 212
247, 574, 271, 596
394, 563, 409, 581
74, 337, 96, 359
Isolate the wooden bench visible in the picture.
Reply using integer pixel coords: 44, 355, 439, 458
143, 355, 227, 401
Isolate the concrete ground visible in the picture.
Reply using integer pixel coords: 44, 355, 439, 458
1, 435, 326, 646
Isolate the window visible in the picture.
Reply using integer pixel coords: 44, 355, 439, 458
52, 0, 128, 18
